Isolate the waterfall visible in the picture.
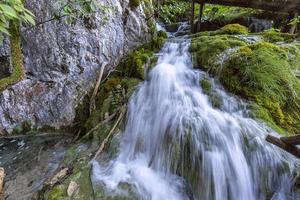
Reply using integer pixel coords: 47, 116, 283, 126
92, 39, 299, 200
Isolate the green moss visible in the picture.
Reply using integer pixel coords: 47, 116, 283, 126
129, 0, 141, 9
219, 24, 249, 35
190, 35, 246, 70
11, 121, 32, 135
219, 42, 300, 134
157, 30, 168, 38
281, 43, 300, 72
47, 185, 67, 200
262, 29, 295, 43
117, 34, 166, 80
191, 31, 300, 134
200, 77, 212, 95
200, 77, 222, 108
0, 22, 25, 91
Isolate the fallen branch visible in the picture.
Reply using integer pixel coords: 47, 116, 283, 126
266, 135, 300, 158
89, 62, 108, 115
92, 106, 126, 160
0, 132, 73, 139
84, 109, 119, 139
45, 168, 70, 187
280, 135, 300, 146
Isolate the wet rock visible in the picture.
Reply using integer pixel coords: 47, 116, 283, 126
0, 0, 155, 134
0, 167, 4, 199
67, 181, 78, 197
1, 134, 71, 200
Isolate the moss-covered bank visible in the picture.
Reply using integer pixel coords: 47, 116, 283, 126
190, 24, 300, 135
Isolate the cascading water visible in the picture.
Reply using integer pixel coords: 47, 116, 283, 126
92, 37, 300, 200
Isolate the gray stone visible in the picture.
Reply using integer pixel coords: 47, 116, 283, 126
0, 0, 155, 133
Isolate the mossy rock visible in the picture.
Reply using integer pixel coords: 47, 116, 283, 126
157, 30, 168, 38
219, 24, 249, 35
190, 31, 300, 135
47, 185, 67, 200
129, 0, 140, 9
200, 77, 212, 95
219, 42, 300, 134
261, 29, 295, 43
190, 35, 246, 70
200, 77, 222, 108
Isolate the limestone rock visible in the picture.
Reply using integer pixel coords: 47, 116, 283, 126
67, 181, 78, 197
0, 0, 155, 133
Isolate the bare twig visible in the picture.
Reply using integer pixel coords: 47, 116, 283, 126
92, 106, 126, 160
89, 62, 108, 115
0, 132, 73, 139
84, 109, 119, 138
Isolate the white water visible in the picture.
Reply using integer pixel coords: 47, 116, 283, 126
92, 39, 299, 200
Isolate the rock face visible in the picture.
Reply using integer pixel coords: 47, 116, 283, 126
0, 0, 154, 134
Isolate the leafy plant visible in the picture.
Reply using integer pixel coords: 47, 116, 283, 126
158, 0, 189, 23
53, 0, 110, 25
289, 16, 300, 26
0, 0, 35, 42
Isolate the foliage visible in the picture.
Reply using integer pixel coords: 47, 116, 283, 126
289, 16, 300, 26
0, 0, 35, 42
158, 0, 189, 23
199, 4, 259, 23
53, 0, 110, 25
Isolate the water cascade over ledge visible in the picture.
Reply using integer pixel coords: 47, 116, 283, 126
92, 39, 300, 200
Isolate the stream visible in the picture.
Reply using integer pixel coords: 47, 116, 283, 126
92, 37, 300, 200
1, 24, 299, 200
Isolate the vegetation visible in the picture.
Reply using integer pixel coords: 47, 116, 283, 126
158, 0, 190, 23
194, 4, 261, 29
190, 24, 300, 135
0, 0, 34, 43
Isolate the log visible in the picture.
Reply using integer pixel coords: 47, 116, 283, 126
197, 0, 299, 13
190, 0, 195, 33
280, 135, 300, 146
197, 3, 205, 32
266, 135, 300, 158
